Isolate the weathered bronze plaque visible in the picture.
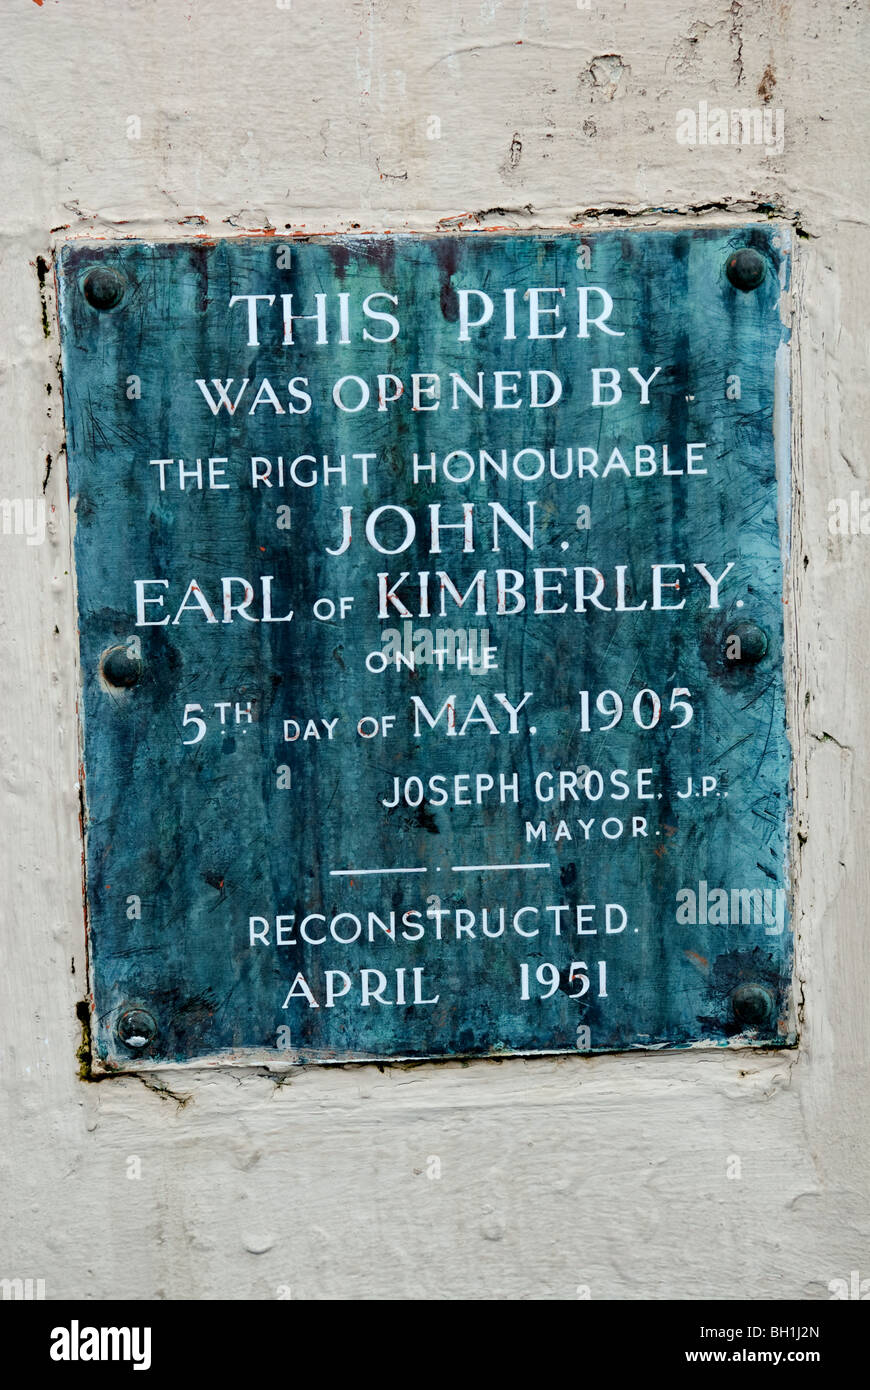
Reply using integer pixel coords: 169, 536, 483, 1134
57, 228, 793, 1069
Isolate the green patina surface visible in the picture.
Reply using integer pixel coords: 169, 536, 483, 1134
57, 228, 793, 1068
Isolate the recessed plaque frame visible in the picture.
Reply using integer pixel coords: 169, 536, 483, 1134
57, 226, 794, 1071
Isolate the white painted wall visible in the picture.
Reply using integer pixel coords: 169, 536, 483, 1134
1, 0, 868, 1300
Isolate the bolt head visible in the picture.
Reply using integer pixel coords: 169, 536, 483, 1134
731, 984, 775, 1027
724, 620, 769, 665
82, 266, 126, 310
101, 644, 142, 688
117, 1008, 157, 1049
726, 247, 767, 292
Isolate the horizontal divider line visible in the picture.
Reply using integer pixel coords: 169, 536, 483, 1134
330, 867, 428, 876
451, 863, 551, 872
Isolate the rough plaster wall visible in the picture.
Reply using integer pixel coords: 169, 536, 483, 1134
0, 0, 867, 1300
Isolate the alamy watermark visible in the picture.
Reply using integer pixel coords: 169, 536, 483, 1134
828, 1270, 870, 1299
0, 497, 46, 546
828, 492, 870, 535
676, 101, 784, 156
50, 1321, 151, 1370
676, 880, 786, 934
373, 620, 496, 675
0, 1276, 45, 1300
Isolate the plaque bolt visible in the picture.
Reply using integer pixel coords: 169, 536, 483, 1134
101, 644, 142, 688
117, 1008, 157, 1049
725, 247, 767, 292
724, 620, 768, 664
82, 266, 126, 310
730, 984, 775, 1027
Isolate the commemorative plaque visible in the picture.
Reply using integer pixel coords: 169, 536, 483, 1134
57, 228, 794, 1069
